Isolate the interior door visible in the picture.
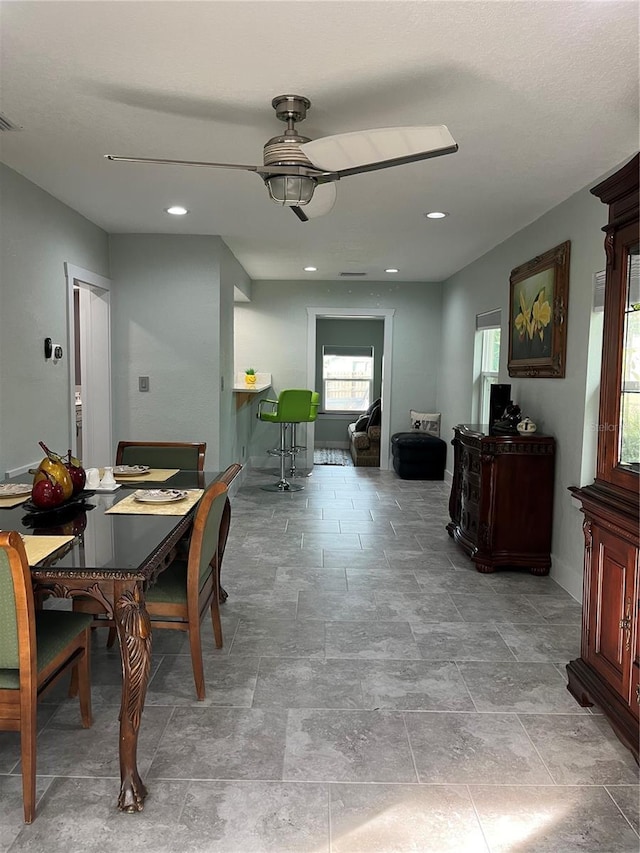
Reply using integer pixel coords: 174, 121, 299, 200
66, 264, 112, 467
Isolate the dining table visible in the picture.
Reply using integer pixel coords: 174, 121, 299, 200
0, 463, 242, 813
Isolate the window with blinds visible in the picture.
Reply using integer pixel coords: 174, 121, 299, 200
322, 345, 374, 412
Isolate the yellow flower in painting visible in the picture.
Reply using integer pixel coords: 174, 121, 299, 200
515, 290, 532, 340
532, 291, 551, 341
533, 296, 551, 328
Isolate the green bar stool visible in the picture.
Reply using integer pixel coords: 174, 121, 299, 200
257, 389, 313, 491
289, 390, 319, 477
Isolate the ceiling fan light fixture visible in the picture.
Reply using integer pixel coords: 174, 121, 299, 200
265, 175, 316, 207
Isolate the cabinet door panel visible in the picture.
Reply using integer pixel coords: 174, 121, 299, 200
587, 524, 636, 700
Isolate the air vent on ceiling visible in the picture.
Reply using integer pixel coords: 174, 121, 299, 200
339, 271, 367, 277
0, 114, 22, 132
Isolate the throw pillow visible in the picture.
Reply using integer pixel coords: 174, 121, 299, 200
368, 403, 382, 428
354, 414, 369, 431
366, 397, 381, 416
410, 410, 441, 437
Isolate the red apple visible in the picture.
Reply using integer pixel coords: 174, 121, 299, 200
30, 470, 65, 509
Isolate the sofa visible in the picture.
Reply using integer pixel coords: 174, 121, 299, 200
347, 398, 381, 467
348, 421, 381, 466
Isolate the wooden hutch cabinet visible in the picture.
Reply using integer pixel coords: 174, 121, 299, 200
567, 154, 639, 761
447, 425, 555, 574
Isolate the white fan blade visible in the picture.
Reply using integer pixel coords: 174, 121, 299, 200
305, 183, 338, 218
290, 183, 337, 222
300, 126, 457, 177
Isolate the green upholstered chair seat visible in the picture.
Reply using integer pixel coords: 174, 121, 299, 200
258, 390, 313, 424
145, 559, 211, 606
0, 610, 93, 689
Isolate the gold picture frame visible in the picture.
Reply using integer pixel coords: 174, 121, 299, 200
508, 240, 571, 378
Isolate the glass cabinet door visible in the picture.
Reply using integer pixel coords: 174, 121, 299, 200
619, 246, 640, 473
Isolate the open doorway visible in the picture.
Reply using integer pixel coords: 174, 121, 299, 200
306, 307, 395, 470
65, 264, 113, 467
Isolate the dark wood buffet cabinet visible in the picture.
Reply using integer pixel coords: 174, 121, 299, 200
567, 154, 639, 762
447, 425, 555, 574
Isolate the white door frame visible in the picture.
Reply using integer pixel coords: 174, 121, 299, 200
65, 263, 113, 467
306, 307, 395, 470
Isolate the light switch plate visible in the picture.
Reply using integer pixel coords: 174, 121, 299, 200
139, 376, 150, 392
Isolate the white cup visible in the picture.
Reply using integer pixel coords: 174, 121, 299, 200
99, 466, 116, 488
85, 467, 100, 489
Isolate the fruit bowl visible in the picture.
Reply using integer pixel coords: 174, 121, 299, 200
21, 490, 96, 517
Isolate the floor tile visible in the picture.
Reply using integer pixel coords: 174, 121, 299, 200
405, 711, 553, 784
179, 780, 330, 852
495, 622, 581, 663
451, 592, 545, 623
325, 621, 422, 659
519, 714, 640, 784
358, 660, 475, 711
283, 709, 417, 783
374, 591, 463, 623
230, 617, 326, 658
297, 591, 378, 621
148, 707, 288, 780
456, 661, 588, 713
329, 783, 488, 853
606, 785, 640, 834
146, 654, 259, 706
252, 658, 364, 708
412, 621, 517, 661
470, 784, 640, 852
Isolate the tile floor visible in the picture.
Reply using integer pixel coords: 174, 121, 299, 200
1, 464, 638, 852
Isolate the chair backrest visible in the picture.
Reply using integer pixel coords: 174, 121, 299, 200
275, 389, 313, 423
0, 532, 35, 675
116, 441, 206, 471
308, 391, 320, 423
188, 481, 229, 585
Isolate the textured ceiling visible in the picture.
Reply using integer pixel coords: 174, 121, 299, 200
0, 1, 637, 281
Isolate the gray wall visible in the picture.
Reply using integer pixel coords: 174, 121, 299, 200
437, 173, 618, 599
314, 318, 384, 444
109, 234, 237, 471
0, 164, 110, 474
234, 280, 443, 464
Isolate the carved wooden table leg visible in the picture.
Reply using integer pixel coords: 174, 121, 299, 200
113, 582, 152, 812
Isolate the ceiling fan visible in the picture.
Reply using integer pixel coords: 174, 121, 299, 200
105, 94, 458, 222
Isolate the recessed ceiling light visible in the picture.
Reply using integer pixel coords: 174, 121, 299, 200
385, 268, 399, 274
303, 266, 317, 272
425, 211, 448, 219
165, 205, 189, 216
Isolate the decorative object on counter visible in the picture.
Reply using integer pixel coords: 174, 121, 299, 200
516, 417, 537, 434
245, 367, 257, 385
508, 240, 571, 378
99, 467, 116, 489
488, 383, 511, 434
491, 402, 522, 435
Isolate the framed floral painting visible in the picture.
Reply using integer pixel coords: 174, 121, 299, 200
508, 240, 571, 378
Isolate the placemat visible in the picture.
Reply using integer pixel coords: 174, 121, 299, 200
22, 535, 75, 564
111, 468, 180, 482
105, 489, 203, 516
0, 495, 30, 509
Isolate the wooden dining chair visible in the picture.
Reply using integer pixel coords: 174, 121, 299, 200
144, 480, 229, 700
0, 531, 93, 823
115, 441, 206, 471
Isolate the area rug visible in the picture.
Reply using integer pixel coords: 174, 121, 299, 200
314, 448, 354, 466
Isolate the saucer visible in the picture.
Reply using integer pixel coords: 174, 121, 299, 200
93, 482, 120, 492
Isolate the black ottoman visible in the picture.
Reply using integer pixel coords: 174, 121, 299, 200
391, 432, 447, 480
